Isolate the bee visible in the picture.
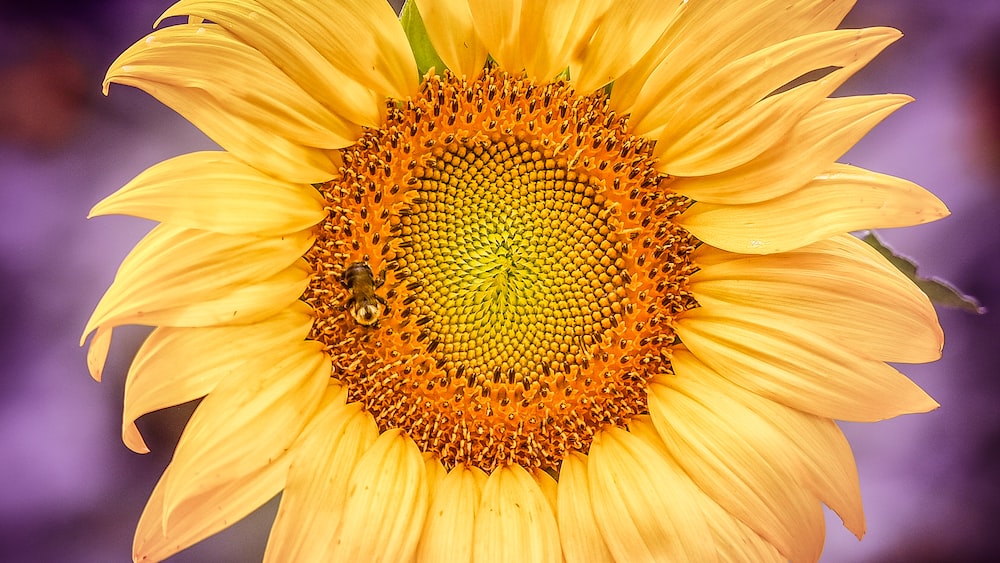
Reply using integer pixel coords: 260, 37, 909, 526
342, 261, 387, 326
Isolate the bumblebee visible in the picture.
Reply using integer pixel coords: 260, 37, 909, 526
343, 261, 387, 326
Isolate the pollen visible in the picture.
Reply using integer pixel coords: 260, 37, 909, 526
302, 67, 698, 472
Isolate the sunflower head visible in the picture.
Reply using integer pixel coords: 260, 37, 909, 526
85, 1, 948, 562
302, 66, 700, 472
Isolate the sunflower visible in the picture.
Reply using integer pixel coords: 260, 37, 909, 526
84, 0, 948, 561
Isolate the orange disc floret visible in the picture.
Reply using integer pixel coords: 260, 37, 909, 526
302, 67, 698, 472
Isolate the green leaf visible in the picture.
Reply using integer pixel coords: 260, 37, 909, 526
861, 231, 985, 314
400, 0, 447, 78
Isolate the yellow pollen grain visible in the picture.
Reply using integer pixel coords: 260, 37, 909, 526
301, 67, 698, 472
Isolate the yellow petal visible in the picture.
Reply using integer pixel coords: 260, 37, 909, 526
264, 399, 379, 562
163, 341, 329, 523
422, 454, 449, 504
571, 0, 685, 92
414, 0, 489, 79
106, 22, 356, 148
157, 0, 383, 127
82, 226, 313, 342
122, 262, 310, 334
680, 366, 865, 538
85, 326, 112, 382
711, 520, 786, 563
90, 151, 327, 236
680, 163, 949, 254
473, 464, 561, 563
647, 28, 902, 176
121, 303, 314, 453
531, 468, 559, 524
587, 425, 718, 562
653, 84, 810, 176
329, 429, 429, 562
557, 451, 615, 563
624, 418, 788, 563
633, 27, 897, 136
466, 0, 523, 75
105, 23, 352, 183
674, 306, 939, 421
519, 0, 615, 82
612, 0, 857, 114
133, 459, 287, 563
466, 0, 617, 82
264, 0, 418, 99
670, 94, 913, 204
661, 353, 867, 538
648, 377, 828, 562
417, 464, 487, 563
690, 234, 944, 363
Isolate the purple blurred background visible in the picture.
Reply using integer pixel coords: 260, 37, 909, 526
1, 1, 998, 561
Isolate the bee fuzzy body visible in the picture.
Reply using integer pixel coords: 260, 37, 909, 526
343, 262, 387, 326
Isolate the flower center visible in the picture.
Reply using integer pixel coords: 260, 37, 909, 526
302, 67, 698, 472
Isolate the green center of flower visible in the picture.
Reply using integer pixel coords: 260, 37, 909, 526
302, 67, 698, 472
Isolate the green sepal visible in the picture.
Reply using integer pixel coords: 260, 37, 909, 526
862, 231, 985, 314
400, 0, 447, 79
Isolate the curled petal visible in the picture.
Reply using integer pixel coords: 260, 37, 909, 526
634, 27, 898, 136
85, 326, 112, 382
82, 226, 313, 342
90, 151, 326, 236
121, 303, 314, 453
133, 460, 288, 563
680, 163, 949, 254
647, 28, 902, 176
157, 0, 383, 127
669, 95, 913, 204
612, 0, 857, 114
163, 342, 330, 523
105, 23, 351, 182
